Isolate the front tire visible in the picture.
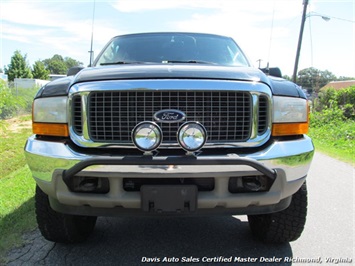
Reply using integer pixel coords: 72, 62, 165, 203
35, 185, 97, 243
248, 182, 308, 243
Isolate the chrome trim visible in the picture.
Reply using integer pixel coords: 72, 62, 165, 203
245, 91, 272, 146
131, 121, 163, 152
177, 122, 208, 152
81, 93, 90, 140
68, 79, 272, 148
25, 135, 314, 183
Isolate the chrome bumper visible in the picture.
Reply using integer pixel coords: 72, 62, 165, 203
25, 135, 314, 213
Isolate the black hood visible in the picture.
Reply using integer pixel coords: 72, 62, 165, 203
35, 64, 305, 99
73, 64, 269, 84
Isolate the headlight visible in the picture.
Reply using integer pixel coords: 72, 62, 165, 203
177, 122, 207, 152
32, 96, 69, 137
33, 97, 67, 123
132, 122, 162, 152
272, 96, 309, 136
273, 96, 308, 123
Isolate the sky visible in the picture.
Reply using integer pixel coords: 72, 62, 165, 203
0, 0, 354, 78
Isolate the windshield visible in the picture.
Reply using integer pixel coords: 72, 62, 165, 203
94, 33, 250, 67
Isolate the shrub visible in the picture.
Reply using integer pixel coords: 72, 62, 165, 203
337, 86, 355, 119
310, 107, 345, 128
342, 104, 355, 120
337, 86, 355, 106
317, 88, 337, 110
315, 86, 355, 121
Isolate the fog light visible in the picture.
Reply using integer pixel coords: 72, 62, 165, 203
70, 176, 109, 194
177, 122, 207, 152
132, 122, 162, 151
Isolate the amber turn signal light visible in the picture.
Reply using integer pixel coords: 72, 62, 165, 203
272, 122, 309, 136
33, 122, 69, 137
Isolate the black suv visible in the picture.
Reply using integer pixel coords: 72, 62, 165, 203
25, 32, 314, 243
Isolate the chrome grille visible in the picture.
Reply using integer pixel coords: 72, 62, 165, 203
83, 91, 252, 143
72, 95, 83, 135
258, 96, 268, 134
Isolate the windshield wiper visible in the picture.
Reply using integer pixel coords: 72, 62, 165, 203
100, 60, 216, 66
100, 61, 149, 66
162, 60, 215, 64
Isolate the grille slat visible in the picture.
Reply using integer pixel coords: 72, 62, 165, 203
74, 91, 258, 144
258, 96, 268, 134
72, 96, 83, 135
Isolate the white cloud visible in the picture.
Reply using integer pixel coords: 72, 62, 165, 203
1, 0, 353, 76
111, 0, 219, 12
111, 0, 302, 17
1, 1, 120, 66
2, 22, 52, 43
1, 2, 67, 27
110, 0, 304, 73
169, 1, 303, 71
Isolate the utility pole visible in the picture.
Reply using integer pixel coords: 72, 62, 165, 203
292, 0, 309, 83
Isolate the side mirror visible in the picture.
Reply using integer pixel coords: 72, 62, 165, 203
260, 67, 282, 78
67, 66, 84, 76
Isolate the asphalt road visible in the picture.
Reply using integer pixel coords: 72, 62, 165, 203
5, 152, 354, 265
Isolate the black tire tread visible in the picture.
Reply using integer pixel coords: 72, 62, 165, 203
35, 185, 97, 243
248, 182, 308, 243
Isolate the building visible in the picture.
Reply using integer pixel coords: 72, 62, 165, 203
320, 80, 355, 91
14, 78, 49, 89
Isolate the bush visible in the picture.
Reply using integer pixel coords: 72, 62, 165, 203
310, 107, 345, 128
316, 86, 355, 119
317, 88, 337, 110
342, 104, 354, 120
309, 85, 354, 164
337, 86, 355, 119
337, 86, 355, 106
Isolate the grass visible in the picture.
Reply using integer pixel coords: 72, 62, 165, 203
1, 114, 32, 177
0, 116, 36, 263
308, 119, 355, 165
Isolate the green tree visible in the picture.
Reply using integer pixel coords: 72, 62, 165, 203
43, 55, 66, 74
297, 67, 336, 94
64, 57, 82, 69
282, 74, 292, 81
320, 70, 337, 88
337, 76, 355, 81
32, 60, 50, 80
4, 50, 33, 81
43, 54, 82, 74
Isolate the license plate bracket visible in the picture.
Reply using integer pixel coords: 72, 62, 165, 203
141, 185, 197, 213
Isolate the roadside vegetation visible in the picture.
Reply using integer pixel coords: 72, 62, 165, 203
0, 81, 38, 262
309, 86, 355, 164
0, 115, 36, 262
0, 81, 354, 261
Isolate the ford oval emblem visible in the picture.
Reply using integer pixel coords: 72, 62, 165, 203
153, 109, 186, 123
